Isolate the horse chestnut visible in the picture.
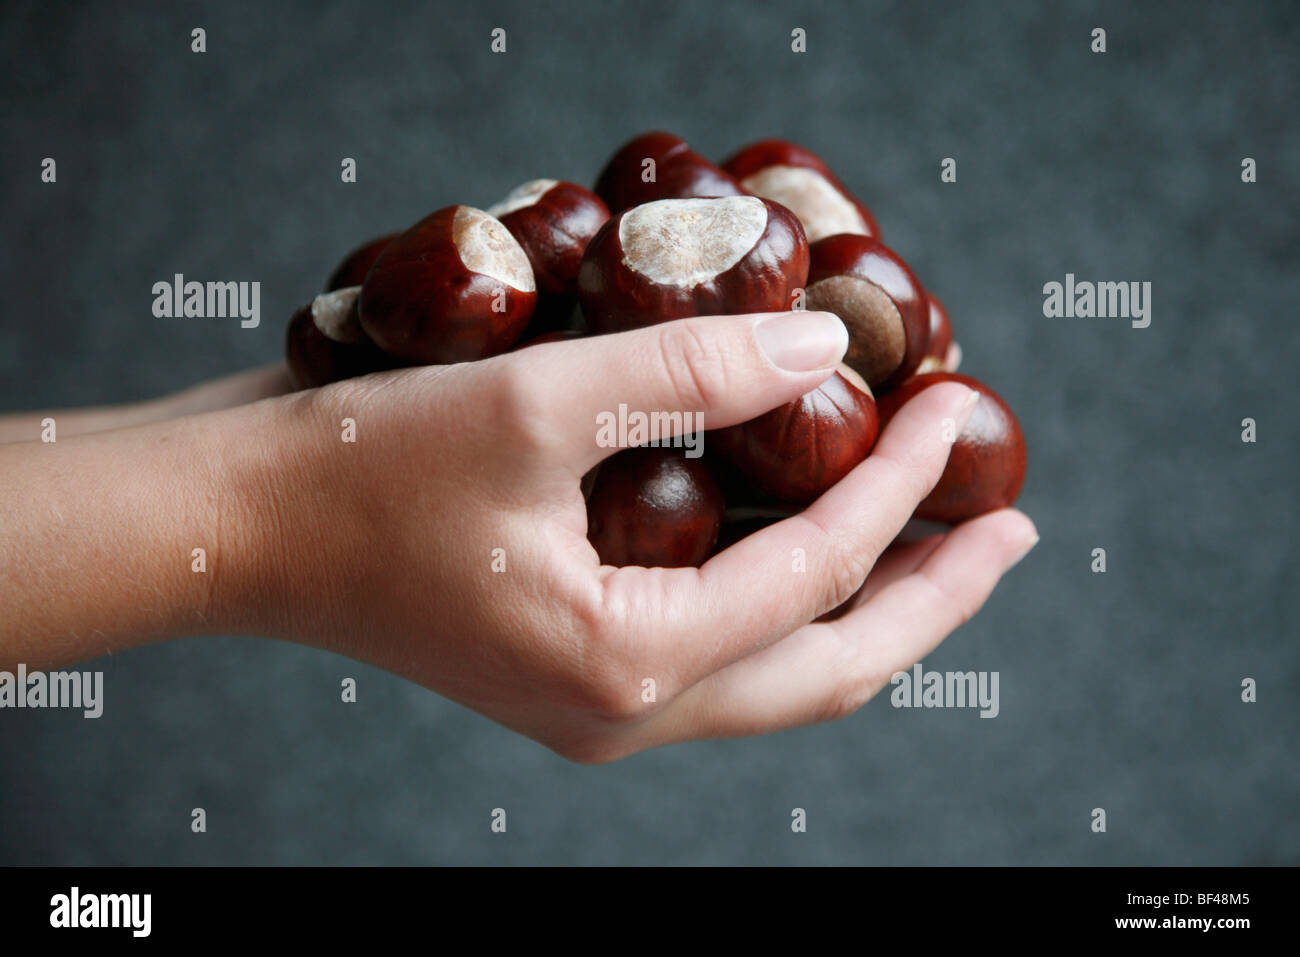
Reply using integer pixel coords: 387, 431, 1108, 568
711, 513, 787, 556
577, 195, 809, 333
925, 295, 952, 360
876, 372, 1026, 524
917, 295, 958, 373
722, 139, 880, 242
709, 366, 880, 507
586, 446, 724, 568
285, 287, 396, 389
804, 234, 929, 391
359, 205, 537, 364
487, 179, 610, 297
325, 233, 396, 292
594, 131, 743, 213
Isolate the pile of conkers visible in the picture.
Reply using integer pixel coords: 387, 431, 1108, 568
286, 132, 1026, 568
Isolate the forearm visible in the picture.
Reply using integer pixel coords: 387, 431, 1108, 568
0, 394, 302, 669
0, 362, 294, 444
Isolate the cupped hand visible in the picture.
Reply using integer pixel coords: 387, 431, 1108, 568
225, 310, 1035, 762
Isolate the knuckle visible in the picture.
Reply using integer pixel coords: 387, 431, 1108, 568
485, 361, 551, 449
824, 547, 872, 612
880, 450, 940, 506
568, 581, 608, 643
924, 574, 984, 628
807, 623, 894, 725
657, 321, 731, 412
818, 658, 890, 724
565, 645, 646, 724
795, 514, 873, 615
570, 584, 676, 723
951, 594, 980, 628
818, 678, 873, 724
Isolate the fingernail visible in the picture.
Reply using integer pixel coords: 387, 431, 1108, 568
755, 311, 847, 372
1012, 526, 1040, 565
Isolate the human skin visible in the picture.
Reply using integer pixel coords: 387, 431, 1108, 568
0, 311, 1032, 762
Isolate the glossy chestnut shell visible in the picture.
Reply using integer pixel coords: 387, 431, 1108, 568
594, 131, 743, 213
285, 288, 396, 389
586, 446, 724, 568
325, 233, 396, 292
876, 372, 1026, 524
925, 295, 952, 360
359, 205, 537, 364
709, 369, 880, 507
577, 195, 809, 333
722, 138, 881, 241
804, 234, 929, 392
710, 513, 790, 556
489, 180, 610, 297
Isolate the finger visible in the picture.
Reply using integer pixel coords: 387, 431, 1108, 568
601, 381, 980, 692
815, 533, 946, 621
647, 509, 1037, 742
495, 311, 849, 473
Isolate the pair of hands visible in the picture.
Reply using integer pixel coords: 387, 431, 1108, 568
0, 310, 1035, 762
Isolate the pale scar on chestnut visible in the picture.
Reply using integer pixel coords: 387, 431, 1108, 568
619, 196, 769, 287
452, 206, 536, 292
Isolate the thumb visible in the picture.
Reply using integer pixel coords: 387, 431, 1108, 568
507, 310, 849, 472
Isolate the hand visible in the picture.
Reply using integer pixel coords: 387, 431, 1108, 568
0, 311, 1035, 763
221, 310, 1036, 761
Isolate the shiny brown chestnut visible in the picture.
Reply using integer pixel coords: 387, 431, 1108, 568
709, 366, 880, 507
285, 287, 396, 389
586, 446, 724, 568
577, 195, 809, 333
722, 139, 881, 242
594, 131, 743, 213
876, 372, 1026, 524
359, 205, 537, 364
916, 295, 955, 374
518, 293, 586, 338
487, 179, 610, 297
925, 295, 953, 359
710, 511, 792, 556
324, 233, 397, 292
804, 234, 929, 392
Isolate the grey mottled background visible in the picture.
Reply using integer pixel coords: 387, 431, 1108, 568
1, 0, 1297, 865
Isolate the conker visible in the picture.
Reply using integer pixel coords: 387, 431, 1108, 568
924, 295, 952, 361
712, 514, 780, 553
487, 179, 610, 297
914, 294, 955, 374
804, 234, 929, 391
586, 446, 724, 568
709, 366, 880, 507
285, 286, 396, 389
722, 139, 881, 242
325, 233, 396, 292
594, 131, 743, 213
876, 372, 1026, 524
577, 195, 809, 333
359, 205, 537, 364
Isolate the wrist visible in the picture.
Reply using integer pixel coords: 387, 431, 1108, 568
203, 390, 362, 645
